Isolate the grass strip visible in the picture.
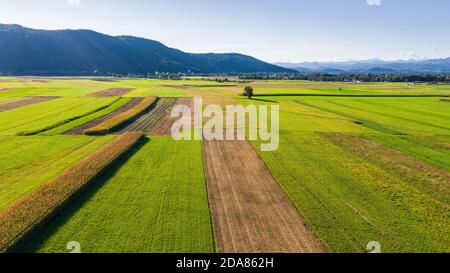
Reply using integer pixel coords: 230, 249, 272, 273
17, 98, 122, 136
84, 97, 157, 135
41, 98, 132, 135
0, 132, 144, 252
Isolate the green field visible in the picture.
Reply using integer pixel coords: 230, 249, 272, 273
0, 97, 120, 135
40, 98, 132, 135
0, 77, 448, 253
0, 135, 113, 212
24, 137, 214, 253
254, 132, 449, 253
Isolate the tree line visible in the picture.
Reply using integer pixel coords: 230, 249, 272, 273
237, 72, 450, 83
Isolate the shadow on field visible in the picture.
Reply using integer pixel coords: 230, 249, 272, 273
236, 97, 278, 103
249, 98, 278, 103
19, 137, 150, 253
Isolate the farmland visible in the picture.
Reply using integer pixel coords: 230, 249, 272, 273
0, 135, 114, 212
24, 137, 213, 253
0, 77, 448, 253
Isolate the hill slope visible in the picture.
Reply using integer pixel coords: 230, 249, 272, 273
0, 24, 293, 75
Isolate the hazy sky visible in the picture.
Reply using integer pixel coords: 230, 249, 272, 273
1, 0, 450, 62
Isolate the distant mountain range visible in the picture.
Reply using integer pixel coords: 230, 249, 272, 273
276, 58, 450, 73
0, 23, 293, 76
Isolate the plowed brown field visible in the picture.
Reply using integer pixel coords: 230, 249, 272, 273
89, 88, 134, 97
203, 140, 326, 253
0, 96, 58, 112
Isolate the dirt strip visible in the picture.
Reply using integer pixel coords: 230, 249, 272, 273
65, 98, 144, 135
0, 96, 58, 112
203, 140, 326, 253
149, 98, 194, 136
88, 88, 135, 97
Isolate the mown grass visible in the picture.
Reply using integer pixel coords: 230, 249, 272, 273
254, 132, 450, 253
249, 81, 450, 96
0, 135, 114, 212
0, 97, 119, 135
295, 97, 450, 135
0, 133, 143, 252
277, 100, 372, 133
84, 97, 157, 135
24, 137, 214, 253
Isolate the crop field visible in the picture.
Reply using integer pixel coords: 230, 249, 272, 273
0, 135, 114, 212
65, 98, 143, 135
84, 96, 157, 135
253, 132, 449, 253
0, 77, 448, 253
23, 137, 214, 253
150, 98, 194, 136
0, 97, 58, 112
41, 98, 133, 135
0, 97, 121, 135
120, 98, 177, 134
203, 139, 325, 253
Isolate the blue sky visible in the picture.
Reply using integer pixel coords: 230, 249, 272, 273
1, 0, 449, 62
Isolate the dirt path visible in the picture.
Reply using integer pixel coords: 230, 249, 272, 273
65, 98, 144, 135
203, 140, 326, 253
119, 98, 177, 134
88, 88, 135, 97
149, 98, 193, 136
0, 96, 58, 112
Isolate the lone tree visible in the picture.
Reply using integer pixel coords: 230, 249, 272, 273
243, 86, 254, 99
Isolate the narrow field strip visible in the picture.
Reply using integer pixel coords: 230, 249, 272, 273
39, 97, 133, 135
203, 140, 325, 253
0, 96, 58, 112
88, 88, 135, 97
120, 98, 176, 134
0, 132, 143, 252
18, 98, 124, 136
150, 98, 194, 136
23, 137, 214, 253
0, 97, 118, 135
84, 97, 157, 135
65, 98, 144, 135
